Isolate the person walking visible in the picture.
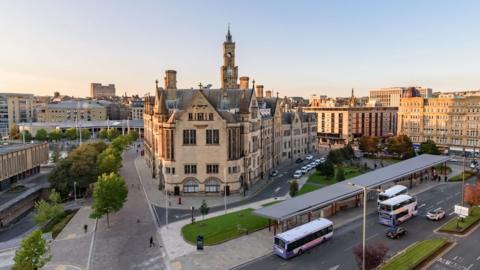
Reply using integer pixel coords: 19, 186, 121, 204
150, 236, 154, 247
84, 224, 88, 233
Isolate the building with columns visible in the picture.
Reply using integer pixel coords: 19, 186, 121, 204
143, 29, 316, 195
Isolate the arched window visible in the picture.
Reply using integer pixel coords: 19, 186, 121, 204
205, 178, 220, 193
183, 178, 199, 193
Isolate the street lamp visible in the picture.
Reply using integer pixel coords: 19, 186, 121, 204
74, 181, 77, 205
347, 182, 382, 270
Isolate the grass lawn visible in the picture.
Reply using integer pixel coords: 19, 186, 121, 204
440, 206, 480, 233
298, 183, 320, 195
42, 209, 78, 238
181, 208, 269, 245
449, 170, 475, 182
298, 166, 364, 195
379, 238, 447, 270
261, 200, 283, 207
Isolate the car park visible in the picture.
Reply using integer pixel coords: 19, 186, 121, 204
386, 227, 407, 239
293, 171, 302, 179
426, 208, 446, 221
306, 155, 313, 160
270, 170, 279, 177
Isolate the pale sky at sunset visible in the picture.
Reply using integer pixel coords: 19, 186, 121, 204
1, 0, 480, 98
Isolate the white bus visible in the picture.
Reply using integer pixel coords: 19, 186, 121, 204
377, 185, 408, 205
273, 218, 333, 259
378, 194, 418, 227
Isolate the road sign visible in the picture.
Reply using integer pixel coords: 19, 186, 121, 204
454, 205, 469, 218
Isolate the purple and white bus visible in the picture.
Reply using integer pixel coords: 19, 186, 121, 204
273, 218, 333, 259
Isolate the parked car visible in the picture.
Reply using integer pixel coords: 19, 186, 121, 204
306, 155, 313, 160
270, 170, 279, 177
426, 208, 446, 221
293, 171, 302, 179
386, 227, 407, 239
315, 159, 321, 163
301, 167, 308, 174
319, 157, 326, 163
296, 158, 303, 163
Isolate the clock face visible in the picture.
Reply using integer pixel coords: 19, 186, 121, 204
226, 68, 233, 76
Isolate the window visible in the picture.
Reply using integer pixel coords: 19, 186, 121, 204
205, 179, 220, 193
206, 129, 219, 145
206, 164, 219, 174
183, 179, 199, 193
196, 113, 204, 121
184, 164, 197, 174
165, 167, 175, 174
208, 113, 214, 121
188, 113, 193, 120
183, 129, 196, 145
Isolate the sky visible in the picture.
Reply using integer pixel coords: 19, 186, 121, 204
1, 0, 480, 98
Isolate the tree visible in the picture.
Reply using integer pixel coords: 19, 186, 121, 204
48, 158, 73, 197
97, 147, 122, 175
317, 161, 335, 178
51, 149, 61, 164
199, 200, 209, 219
98, 128, 109, 140
353, 242, 389, 270
35, 129, 49, 141
23, 130, 33, 141
418, 139, 440, 155
127, 130, 139, 142
387, 135, 415, 160
90, 172, 128, 227
12, 230, 51, 270
64, 127, 77, 140
90, 140, 107, 153
111, 135, 129, 152
81, 128, 91, 140
48, 129, 63, 141
10, 124, 20, 139
289, 179, 299, 197
33, 190, 63, 226
336, 167, 345, 182
359, 136, 379, 155
107, 128, 120, 141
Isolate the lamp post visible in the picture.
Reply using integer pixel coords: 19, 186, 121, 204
462, 148, 466, 207
347, 182, 382, 270
74, 181, 77, 205
224, 167, 227, 214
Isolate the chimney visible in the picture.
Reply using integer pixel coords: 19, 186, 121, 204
256, 85, 264, 98
239, 76, 249, 90
265, 90, 272, 98
164, 70, 177, 100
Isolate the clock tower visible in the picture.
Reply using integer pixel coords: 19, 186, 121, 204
221, 26, 239, 89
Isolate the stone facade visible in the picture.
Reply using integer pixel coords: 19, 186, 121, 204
398, 91, 480, 153
90, 83, 116, 99
369, 86, 432, 107
0, 142, 49, 190
37, 100, 107, 122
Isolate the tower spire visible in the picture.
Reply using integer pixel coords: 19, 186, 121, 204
226, 24, 232, 42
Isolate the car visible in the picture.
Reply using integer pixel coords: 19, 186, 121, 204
426, 208, 446, 221
386, 227, 407, 239
301, 167, 308, 174
306, 155, 313, 160
270, 170, 279, 177
315, 159, 321, 163
296, 158, 303, 163
319, 157, 326, 163
293, 171, 302, 179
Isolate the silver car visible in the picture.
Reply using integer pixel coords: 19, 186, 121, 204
426, 208, 445, 221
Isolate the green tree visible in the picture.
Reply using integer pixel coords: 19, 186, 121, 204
48, 129, 63, 141
107, 128, 120, 141
111, 135, 130, 152
359, 136, 379, 155
98, 128, 109, 140
48, 159, 72, 197
199, 200, 209, 219
97, 147, 122, 175
81, 128, 91, 140
127, 130, 139, 142
289, 179, 299, 197
10, 124, 20, 139
33, 190, 63, 226
317, 160, 335, 178
90, 140, 107, 153
418, 139, 440, 155
387, 135, 415, 159
23, 130, 33, 141
35, 129, 49, 141
90, 172, 128, 227
12, 230, 51, 270
64, 127, 77, 140
335, 167, 345, 182
51, 150, 61, 164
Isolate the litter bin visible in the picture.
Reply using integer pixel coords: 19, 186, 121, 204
196, 235, 204, 251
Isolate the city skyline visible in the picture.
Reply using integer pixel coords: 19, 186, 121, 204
2, 0, 480, 98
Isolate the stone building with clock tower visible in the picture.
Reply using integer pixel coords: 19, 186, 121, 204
221, 26, 239, 89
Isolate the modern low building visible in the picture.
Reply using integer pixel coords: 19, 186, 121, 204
37, 100, 107, 122
90, 83, 116, 99
398, 88, 480, 154
0, 93, 36, 138
369, 86, 432, 107
0, 142, 49, 190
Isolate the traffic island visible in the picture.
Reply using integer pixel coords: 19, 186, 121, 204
181, 208, 269, 246
438, 206, 480, 235
378, 238, 451, 270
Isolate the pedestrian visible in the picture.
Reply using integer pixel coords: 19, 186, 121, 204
137, 218, 140, 223
84, 224, 88, 233
150, 236, 154, 247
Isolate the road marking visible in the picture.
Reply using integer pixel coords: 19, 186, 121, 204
418, 203, 426, 208
437, 200, 445, 205
449, 211, 456, 216
467, 264, 474, 270
476, 255, 480, 261
366, 233, 379, 241
274, 187, 280, 193
329, 265, 339, 270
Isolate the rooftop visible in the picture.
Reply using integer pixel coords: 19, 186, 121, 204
17, 119, 143, 129
46, 100, 105, 109
254, 154, 450, 221
0, 142, 47, 155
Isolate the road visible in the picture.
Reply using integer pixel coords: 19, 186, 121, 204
152, 152, 328, 226
237, 181, 468, 270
